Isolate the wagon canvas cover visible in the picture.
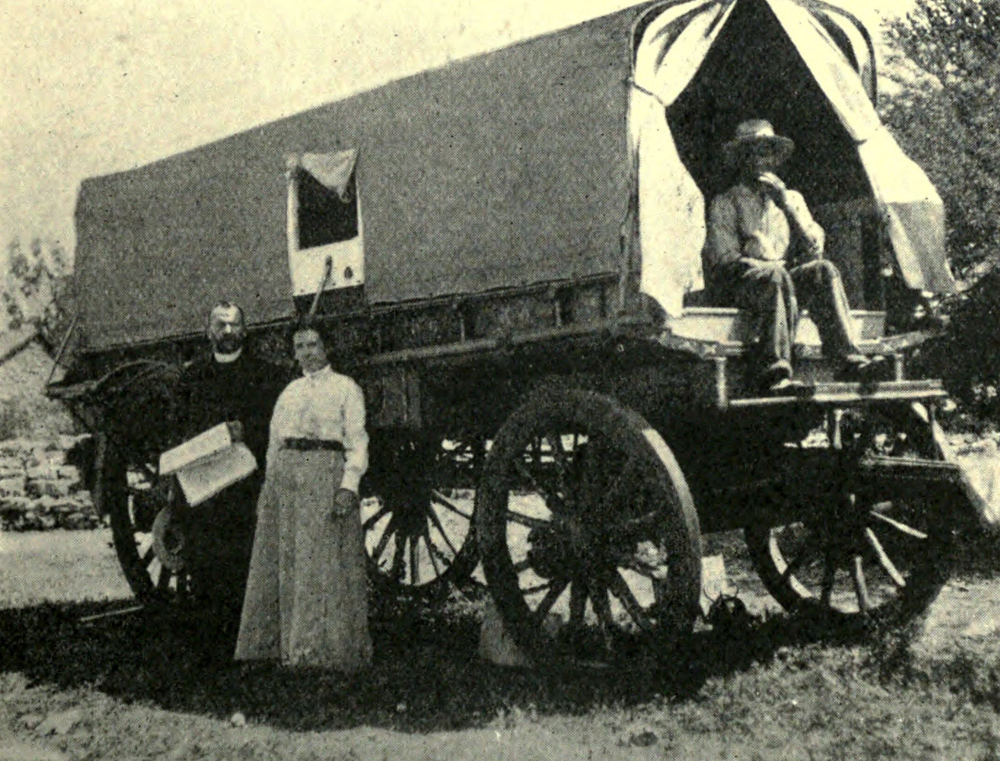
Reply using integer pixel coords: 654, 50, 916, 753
73, 0, 953, 352
73, 7, 634, 351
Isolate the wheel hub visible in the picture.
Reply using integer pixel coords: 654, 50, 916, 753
527, 513, 634, 578
131, 489, 162, 533
526, 520, 589, 578
151, 507, 186, 572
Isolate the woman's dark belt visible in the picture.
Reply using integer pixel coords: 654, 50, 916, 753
281, 438, 345, 452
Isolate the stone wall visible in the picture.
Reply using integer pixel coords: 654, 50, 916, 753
0, 436, 99, 530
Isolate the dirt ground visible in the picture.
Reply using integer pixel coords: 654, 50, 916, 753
2, 529, 1000, 761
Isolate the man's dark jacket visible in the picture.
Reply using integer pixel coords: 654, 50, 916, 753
171, 350, 287, 610
174, 351, 285, 465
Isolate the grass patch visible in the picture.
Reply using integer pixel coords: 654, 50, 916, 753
4, 532, 1000, 759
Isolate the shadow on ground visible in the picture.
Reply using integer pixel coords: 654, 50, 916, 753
0, 586, 874, 733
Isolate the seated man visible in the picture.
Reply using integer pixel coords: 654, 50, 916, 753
703, 119, 874, 392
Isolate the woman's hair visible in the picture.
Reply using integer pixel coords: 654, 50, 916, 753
292, 314, 320, 337
290, 318, 327, 357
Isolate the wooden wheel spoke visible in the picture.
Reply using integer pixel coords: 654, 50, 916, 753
521, 581, 552, 595
820, 556, 836, 607
850, 555, 872, 612
156, 566, 172, 591
425, 534, 455, 568
864, 528, 906, 588
589, 584, 617, 637
568, 580, 587, 629
425, 504, 461, 558
390, 539, 406, 582
513, 457, 562, 509
530, 578, 569, 624
422, 533, 443, 579
362, 503, 392, 531
140, 546, 156, 569
431, 490, 473, 522
606, 571, 654, 633
506, 508, 550, 531
409, 535, 420, 585
545, 431, 569, 467
869, 510, 928, 540
371, 518, 397, 563
512, 557, 534, 573
545, 432, 574, 496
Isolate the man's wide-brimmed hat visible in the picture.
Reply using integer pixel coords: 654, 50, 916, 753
723, 119, 795, 166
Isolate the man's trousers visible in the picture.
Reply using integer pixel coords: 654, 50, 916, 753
725, 258, 861, 380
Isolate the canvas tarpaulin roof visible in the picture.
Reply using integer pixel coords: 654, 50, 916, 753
73, 0, 955, 353
630, 0, 956, 318
73, 6, 633, 352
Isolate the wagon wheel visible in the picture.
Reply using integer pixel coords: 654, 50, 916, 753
744, 404, 954, 629
360, 434, 481, 597
97, 435, 192, 603
476, 389, 702, 667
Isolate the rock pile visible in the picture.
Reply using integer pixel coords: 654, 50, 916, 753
0, 435, 99, 530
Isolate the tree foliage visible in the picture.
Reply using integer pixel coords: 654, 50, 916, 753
882, 1, 1000, 419
886, 0, 1000, 276
3, 237, 73, 349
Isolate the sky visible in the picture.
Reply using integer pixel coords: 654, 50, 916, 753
1, 0, 908, 257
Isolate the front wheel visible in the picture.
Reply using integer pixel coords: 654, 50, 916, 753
98, 435, 192, 602
744, 405, 954, 629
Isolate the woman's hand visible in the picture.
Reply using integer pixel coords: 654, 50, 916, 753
332, 487, 360, 519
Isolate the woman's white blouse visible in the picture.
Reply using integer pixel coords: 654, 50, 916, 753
267, 365, 369, 493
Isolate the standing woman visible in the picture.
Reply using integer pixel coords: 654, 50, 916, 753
235, 325, 372, 671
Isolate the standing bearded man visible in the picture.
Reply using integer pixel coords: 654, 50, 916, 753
172, 301, 286, 646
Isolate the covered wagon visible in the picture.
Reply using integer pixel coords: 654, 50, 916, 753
51, 0, 975, 666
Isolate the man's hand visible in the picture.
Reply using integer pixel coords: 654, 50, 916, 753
332, 488, 360, 519
743, 231, 779, 261
226, 420, 245, 442
756, 172, 789, 207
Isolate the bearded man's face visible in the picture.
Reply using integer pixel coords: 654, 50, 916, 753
207, 305, 246, 354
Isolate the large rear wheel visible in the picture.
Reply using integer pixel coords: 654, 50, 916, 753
98, 434, 192, 602
476, 388, 702, 667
